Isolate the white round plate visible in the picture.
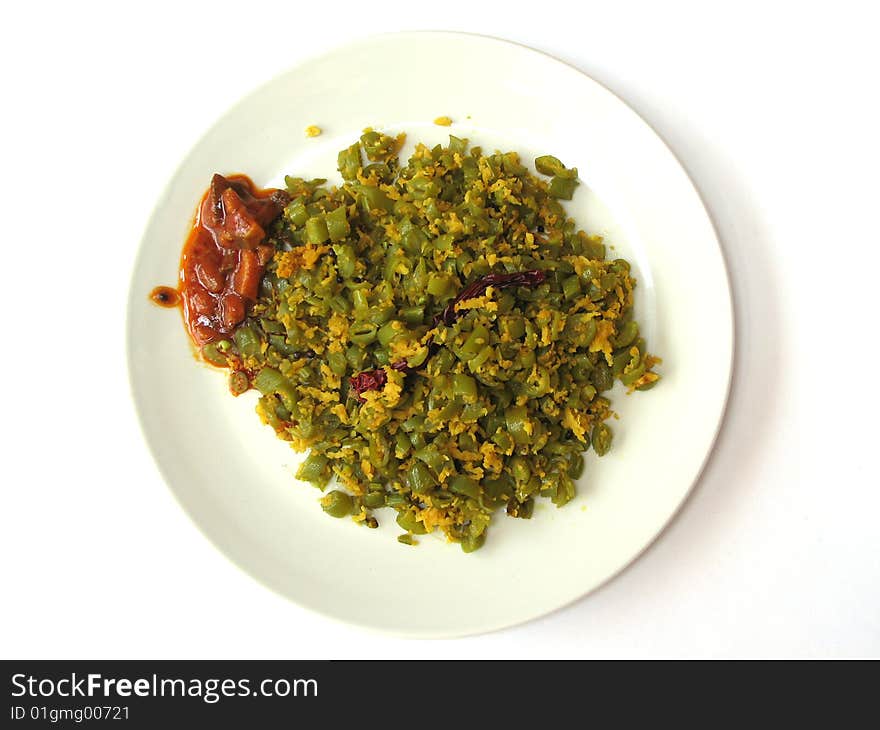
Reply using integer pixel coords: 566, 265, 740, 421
127, 32, 732, 637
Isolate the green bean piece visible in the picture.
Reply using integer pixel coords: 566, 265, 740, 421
351, 288, 369, 312
406, 346, 430, 368
398, 534, 417, 546
406, 175, 440, 200
582, 236, 606, 260
506, 405, 532, 446
325, 206, 350, 242
506, 498, 534, 519
510, 456, 531, 484
534, 155, 577, 178
385, 492, 407, 507
413, 445, 446, 473
333, 243, 356, 279
612, 349, 632, 378
614, 320, 639, 349
551, 474, 576, 507
345, 344, 367, 371
499, 314, 525, 341
327, 294, 351, 314
405, 462, 437, 494
600, 273, 619, 292
233, 326, 261, 358
354, 184, 394, 213
433, 234, 454, 251
565, 452, 585, 479
403, 227, 428, 256
448, 134, 468, 154
253, 367, 285, 395
620, 362, 647, 387
517, 475, 542, 501
201, 343, 227, 367
460, 533, 486, 553
366, 305, 395, 326
431, 489, 456, 509
297, 453, 331, 488
400, 305, 425, 325
408, 431, 426, 451
377, 320, 402, 347
592, 422, 613, 456
394, 431, 412, 460
360, 129, 399, 161
426, 272, 456, 298
459, 325, 490, 361
229, 370, 249, 396
327, 351, 347, 377
565, 314, 597, 349
350, 322, 378, 346
396, 510, 428, 535
451, 373, 478, 402
523, 366, 551, 397
449, 475, 480, 499
305, 215, 329, 244
284, 197, 308, 228
548, 175, 579, 200
562, 274, 582, 300
337, 143, 361, 180
321, 490, 354, 518
400, 414, 425, 433
591, 361, 614, 392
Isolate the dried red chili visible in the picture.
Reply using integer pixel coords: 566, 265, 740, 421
434, 269, 546, 326
349, 368, 388, 401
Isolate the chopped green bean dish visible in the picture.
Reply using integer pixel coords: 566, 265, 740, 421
168, 129, 661, 553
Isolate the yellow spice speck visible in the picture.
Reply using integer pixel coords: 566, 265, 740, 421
305, 125, 322, 138
433, 116, 453, 126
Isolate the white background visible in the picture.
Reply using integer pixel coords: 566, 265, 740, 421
2, 0, 878, 658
